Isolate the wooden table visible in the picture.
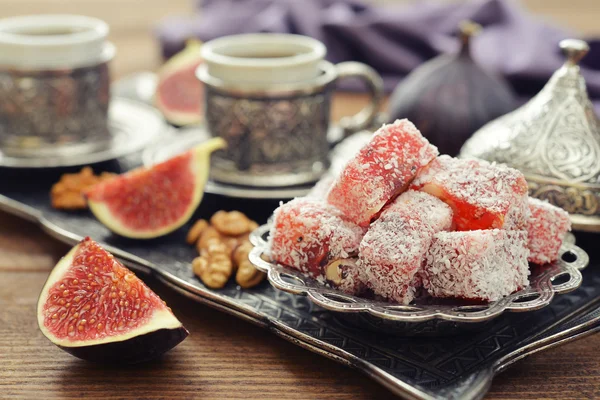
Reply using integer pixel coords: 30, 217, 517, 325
2, 1, 600, 398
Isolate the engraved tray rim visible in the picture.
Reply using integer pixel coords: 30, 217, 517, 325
249, 224, 590, 324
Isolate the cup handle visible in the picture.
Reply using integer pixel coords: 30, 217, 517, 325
332, 61, 384, 142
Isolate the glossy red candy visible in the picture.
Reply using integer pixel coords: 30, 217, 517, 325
411, 155, 529, 231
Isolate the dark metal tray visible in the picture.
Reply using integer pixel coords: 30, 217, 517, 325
2, 152, 600, 400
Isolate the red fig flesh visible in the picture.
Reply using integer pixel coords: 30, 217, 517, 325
85, 137, 226, 239
37, 237, 188, 364
155, 39, 204, 126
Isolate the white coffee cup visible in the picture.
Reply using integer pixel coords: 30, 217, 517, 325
200, 33, 326, 86
197, 33, 384, 187
0, 14, 115, 157
0, 14, 114, 69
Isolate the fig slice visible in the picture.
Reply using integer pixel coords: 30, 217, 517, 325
37, 237, 189, 364
155, 39, 204, 126
85, 137, 226, 239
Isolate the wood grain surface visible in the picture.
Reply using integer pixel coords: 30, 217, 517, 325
1, 1, 600, 399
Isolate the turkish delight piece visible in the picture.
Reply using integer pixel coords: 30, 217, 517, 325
327, 119, 438, 227
269, 197, 364, 281
526, 198, 571, 265
504, 194, 530, 231
359, 191, 453, 304
382, 190, 454, 232
423, 230, 530, 301
411, 155, 530, 231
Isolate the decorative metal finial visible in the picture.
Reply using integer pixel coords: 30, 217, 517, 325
559, 39, 589, 65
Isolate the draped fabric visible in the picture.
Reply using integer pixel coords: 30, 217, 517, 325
155, 0, 600, 105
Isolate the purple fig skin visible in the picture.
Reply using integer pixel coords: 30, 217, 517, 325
56, 327, 189, 365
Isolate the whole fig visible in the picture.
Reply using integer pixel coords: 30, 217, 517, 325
387, 21, 517, 156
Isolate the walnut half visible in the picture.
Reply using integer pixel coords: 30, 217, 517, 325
192, 237, 234, 289
188, 211, 263, 289
233, 242, 266, 289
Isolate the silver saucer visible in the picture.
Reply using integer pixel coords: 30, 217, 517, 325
204, 181, 314, 200
111, 71, 158, 106
0, 97, 168, 168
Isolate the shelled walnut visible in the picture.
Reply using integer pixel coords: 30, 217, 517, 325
192, 237, 234, 289
188, 210, 265, 289
197, 226, 222, 253
51, 167, 117, 210
210, 210, 258, 236
233, 242, 265, 288
186, 219, 208, 244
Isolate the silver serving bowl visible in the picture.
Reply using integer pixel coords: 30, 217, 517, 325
249, 224, 589, 335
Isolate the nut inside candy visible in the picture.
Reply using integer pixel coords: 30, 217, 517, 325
325, 259, 354, 285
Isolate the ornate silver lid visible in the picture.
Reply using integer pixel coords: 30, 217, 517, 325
460, 39, 600, 232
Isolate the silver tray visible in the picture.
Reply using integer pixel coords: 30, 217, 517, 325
0, 180, 600, 400
250, 224, 589, 329
2, 147, 600, 398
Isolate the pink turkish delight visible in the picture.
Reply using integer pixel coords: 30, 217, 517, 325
410, 155, 530, 231
423, 230, 530, 301
526, 198, 571, 265
359, 191, 453, 304
327, 119, 438, 227
269, 197, 364, 281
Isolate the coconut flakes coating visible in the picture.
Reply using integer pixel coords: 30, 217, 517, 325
410, 155, 529, 231
503, 194, 531, 231
382, 190, 454, 232
360, 217, 429, 304
327, 119, 438, 227
526, 198, 571, 265
423, 230, 530, 301
359, 191, 453, 304
269, 197, 365, 279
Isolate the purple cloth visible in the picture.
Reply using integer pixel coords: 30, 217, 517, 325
155, 0, 600, 102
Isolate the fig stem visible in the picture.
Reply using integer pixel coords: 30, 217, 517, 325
458, 20, 482, 55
